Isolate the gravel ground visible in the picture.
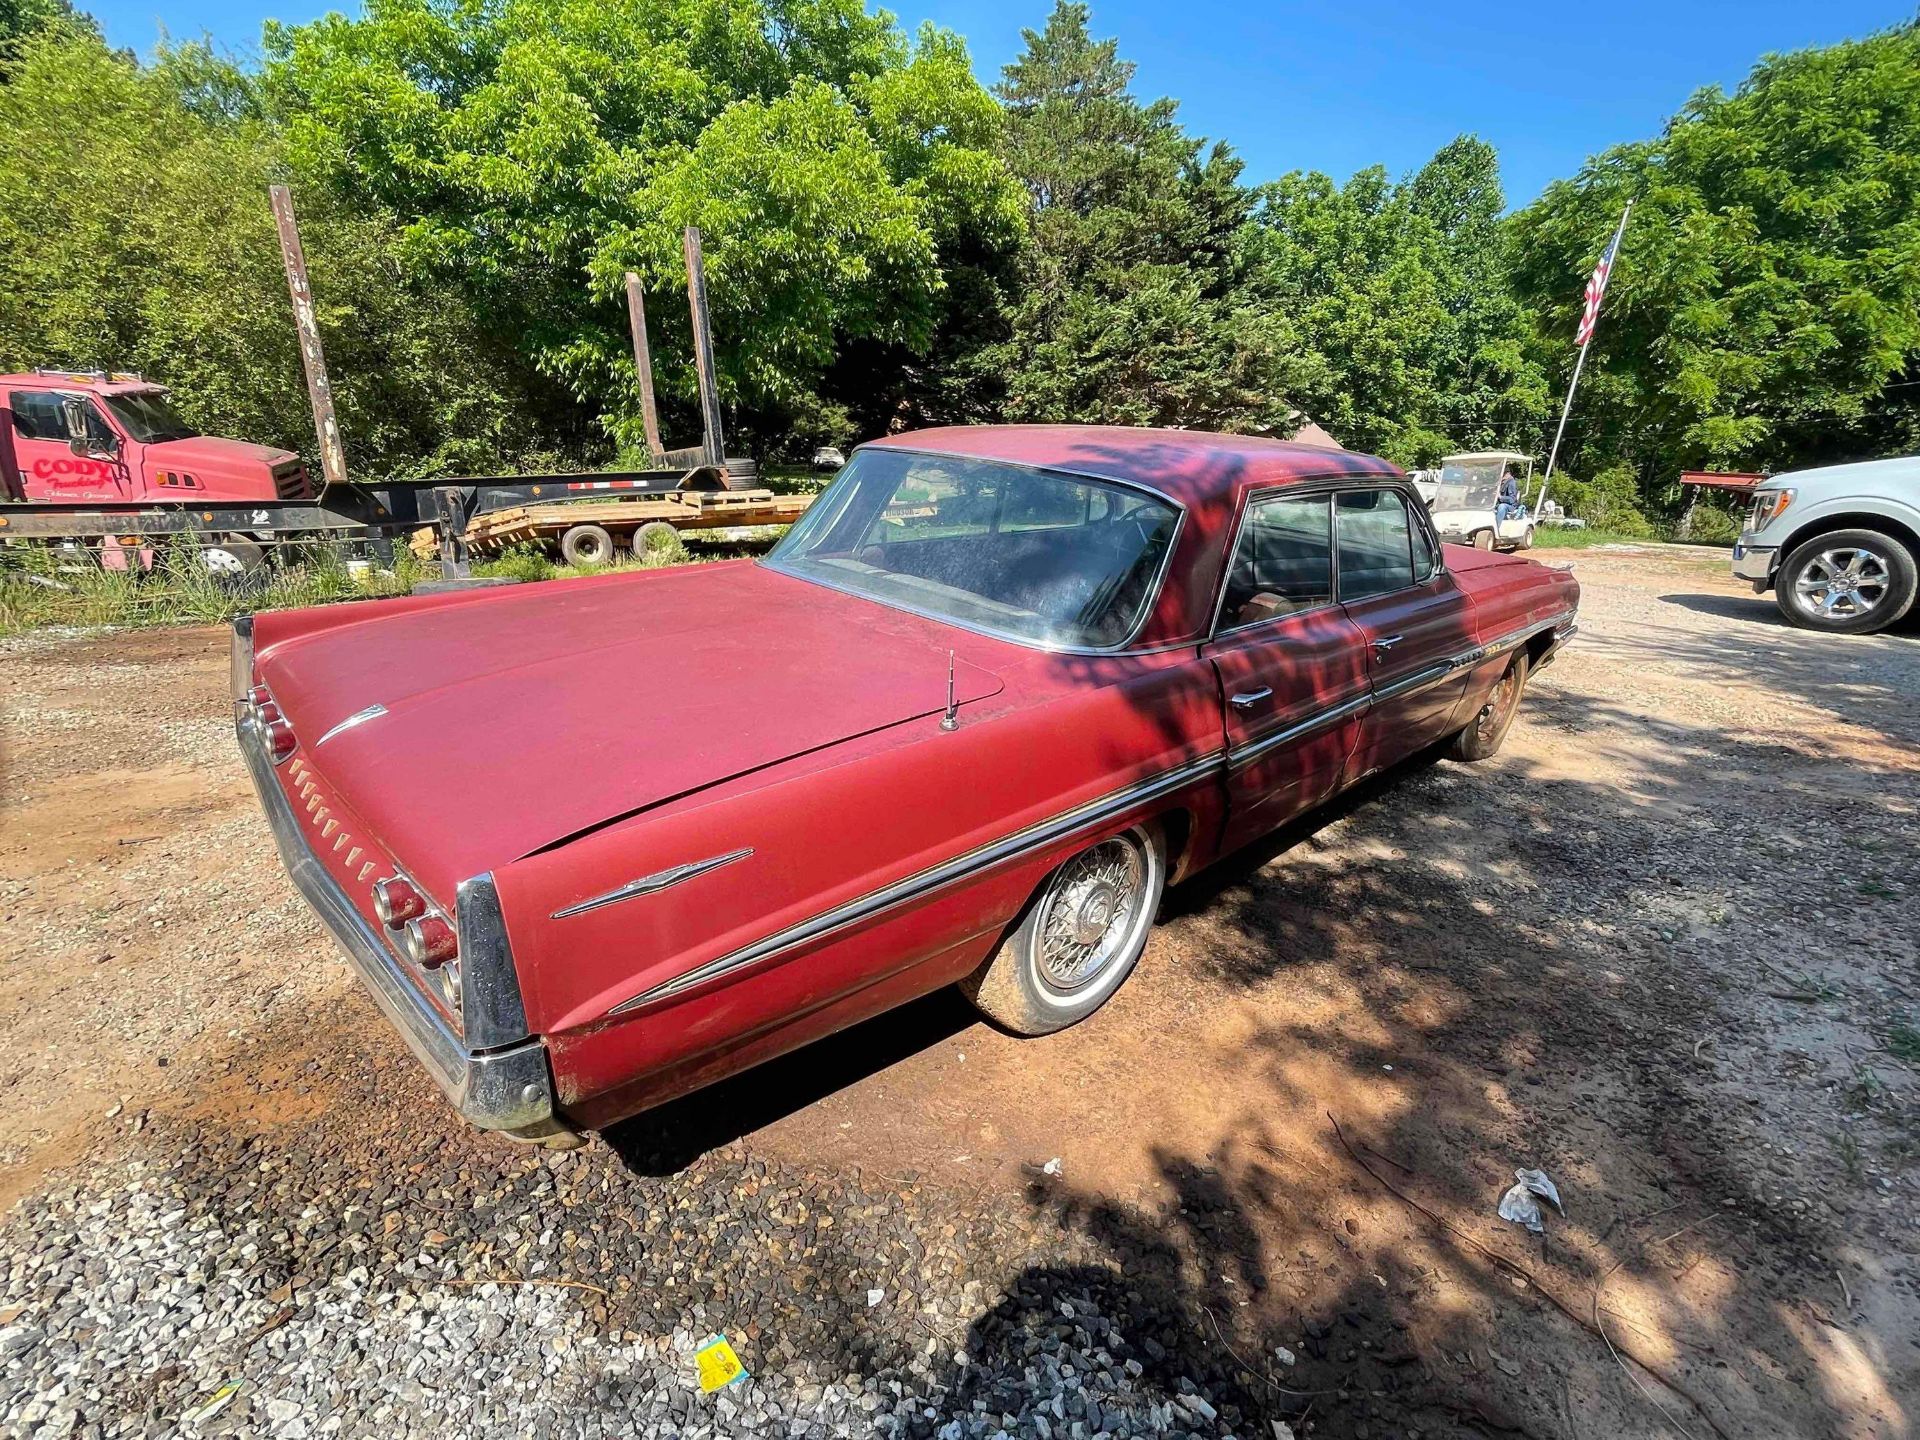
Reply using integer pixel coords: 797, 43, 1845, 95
1, 547, 1915, 1439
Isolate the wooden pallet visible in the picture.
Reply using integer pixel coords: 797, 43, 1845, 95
410, 488, 812, 558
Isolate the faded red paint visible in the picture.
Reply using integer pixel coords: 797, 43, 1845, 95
241, 426, 1581, 1134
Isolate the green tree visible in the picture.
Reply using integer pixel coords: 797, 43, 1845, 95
987, 0, 1293, 431
0, 27, 563, 477
262, 0, 1023, 456
1509, 21, 1920, 489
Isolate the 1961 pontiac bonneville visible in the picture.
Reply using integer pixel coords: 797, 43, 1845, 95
233, 427, 1578, 1145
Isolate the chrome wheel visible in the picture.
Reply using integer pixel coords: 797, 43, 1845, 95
1793, 546, 1890, 620
1033, 834, 1152, 995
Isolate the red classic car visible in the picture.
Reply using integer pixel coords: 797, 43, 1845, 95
233, 427, 1578, 1145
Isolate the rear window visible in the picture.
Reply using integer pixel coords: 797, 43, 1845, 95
767, 449, 1180, 649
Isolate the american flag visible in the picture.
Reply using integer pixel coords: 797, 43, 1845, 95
1575, 202, 1632, 348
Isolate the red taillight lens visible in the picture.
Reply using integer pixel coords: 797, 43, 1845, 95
244, 684, 270, 715
403, 916, 458, 968
373, 876, 425, 927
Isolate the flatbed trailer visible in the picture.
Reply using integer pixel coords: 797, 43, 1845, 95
409, 486, 811, 565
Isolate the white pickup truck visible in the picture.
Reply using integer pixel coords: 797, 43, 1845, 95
1732, 455, 1920, 634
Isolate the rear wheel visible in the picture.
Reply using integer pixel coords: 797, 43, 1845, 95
1774, 529, 1917, 635
960, 825, 1164, 1036
630, 520, 685, 562
1449, 651, 1530, 761
200, 535, 267, 578
559, 524, 615, 567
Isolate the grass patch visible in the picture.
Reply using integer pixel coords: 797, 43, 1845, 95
1886, 1021, 1920, 1065
0, 540, 425, 638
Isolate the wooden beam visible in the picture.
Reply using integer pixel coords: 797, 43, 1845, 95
268, 186, 349, 495
682, 227, 726, 470
623, 271, 664, 460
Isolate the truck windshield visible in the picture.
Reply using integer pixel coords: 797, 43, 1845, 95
765, 449, 1180, 649
103, 391, 198, 443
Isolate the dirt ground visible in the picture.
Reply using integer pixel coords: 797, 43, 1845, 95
1, 545, 1915, 1438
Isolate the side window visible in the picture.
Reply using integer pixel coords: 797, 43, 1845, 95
1409, 505, 1438, 580
9, 391, 68, 441
1220, 493, 1332, 630
1336, 489, 1415, 600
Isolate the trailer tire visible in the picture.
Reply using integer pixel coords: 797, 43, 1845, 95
201, 535, 267, 577
560, 524, 616, 567
630, 521, 685, 562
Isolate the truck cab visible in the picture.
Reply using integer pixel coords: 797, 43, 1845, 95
0, 370, 311, 507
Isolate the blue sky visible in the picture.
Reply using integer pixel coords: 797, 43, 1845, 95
88, 0, 1913, 205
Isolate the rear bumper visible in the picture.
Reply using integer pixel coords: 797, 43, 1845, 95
231, 617, 564, 1138
1731, 539, 1777, 585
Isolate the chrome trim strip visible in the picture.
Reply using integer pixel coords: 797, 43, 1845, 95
603, 605, 1579, 1018
316, 702, 387, 746
607, 751, 1227, 1014
551, 847, 754, 919
1372, 661, 1455, 703
1227, 692, 1372, 771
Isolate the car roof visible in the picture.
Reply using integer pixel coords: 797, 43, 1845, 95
862, 425, 1399, 511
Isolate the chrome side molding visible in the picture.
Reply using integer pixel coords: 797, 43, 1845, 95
316, 703, 389, 746
551, 847, 755, 919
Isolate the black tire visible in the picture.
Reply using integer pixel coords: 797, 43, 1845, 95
722, 457, 759, 491
1773, 528, 1918, 635
1472, 529, 1495, 551
559, 524, 615, 567
1449, 650, 1530, 762
960, 825, 1164, 1036
630, 521, 685, 561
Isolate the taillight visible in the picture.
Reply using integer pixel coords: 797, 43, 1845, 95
373, 876, 426, 927
403, 916, 458, 968
244, 684, 270, 715
254, 701, 296, 761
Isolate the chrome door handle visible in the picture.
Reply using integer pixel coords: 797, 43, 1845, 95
1229, 687, 1273, 709
1372, 634, 1404, 652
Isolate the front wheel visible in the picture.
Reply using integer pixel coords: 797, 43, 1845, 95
960, 825, 1165, 1036
1774, 529, 1917, 635
1449, 650, 1530, 761
1472, 529, 1495, 551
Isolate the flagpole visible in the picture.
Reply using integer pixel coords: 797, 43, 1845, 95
1535, 199, 1632, 517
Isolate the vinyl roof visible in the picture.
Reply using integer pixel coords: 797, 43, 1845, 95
864, 425, 1397, 510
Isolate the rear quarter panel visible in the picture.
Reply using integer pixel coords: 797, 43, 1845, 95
496, 647, 1225, 1128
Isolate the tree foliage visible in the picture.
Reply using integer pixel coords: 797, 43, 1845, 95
0, 27, 574, 476
261, 0, 1024, 455
1509, 20, 1920, 484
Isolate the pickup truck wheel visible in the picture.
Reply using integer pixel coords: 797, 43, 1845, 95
1449, 651, 1530, 761
559, 524, 615, 567
961, 825, 1164, 1036
1775, 529, 1917, 635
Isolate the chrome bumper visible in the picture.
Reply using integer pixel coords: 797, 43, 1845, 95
231, 617, 564, 1138
1731, 540, 1777, 584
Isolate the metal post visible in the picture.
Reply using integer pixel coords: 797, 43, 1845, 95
623, 271, 664, 461
682, 227, 726, 471
1533, 340, 1590, 519
433, 486, 469, 579
268, 185, 349, 497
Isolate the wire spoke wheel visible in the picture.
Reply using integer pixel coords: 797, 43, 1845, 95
1033, 837, 1150, 994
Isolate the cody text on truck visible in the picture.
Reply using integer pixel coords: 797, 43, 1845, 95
234, 425, 1580, 1146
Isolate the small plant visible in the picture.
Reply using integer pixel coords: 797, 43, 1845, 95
1885, 1021, 1920, 1065
1833, 1129, 1863, 1182
1857, 879, 1895, 899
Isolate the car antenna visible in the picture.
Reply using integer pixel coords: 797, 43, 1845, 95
941, 651, 959, 732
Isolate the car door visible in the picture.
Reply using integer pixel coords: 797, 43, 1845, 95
1205, 489, 1372, 855
7, 391, 131, 502
1335, 486, 1476, 782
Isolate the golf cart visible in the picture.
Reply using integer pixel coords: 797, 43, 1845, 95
1420, 451, 1536, 551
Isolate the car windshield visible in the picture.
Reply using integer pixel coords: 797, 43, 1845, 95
765, 448, 1181, 649
1433, 461, 1504, 511
103, 390, 197, 443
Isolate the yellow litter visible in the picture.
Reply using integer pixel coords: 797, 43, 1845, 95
695, 1333, 747, 1393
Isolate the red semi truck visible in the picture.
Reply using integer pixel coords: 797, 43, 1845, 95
1, 370, 312, 506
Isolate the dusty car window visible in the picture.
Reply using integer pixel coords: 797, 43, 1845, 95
1219, 493, 1333, 630
1336, 490, 1416, 600
766, 449, 1180, 648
